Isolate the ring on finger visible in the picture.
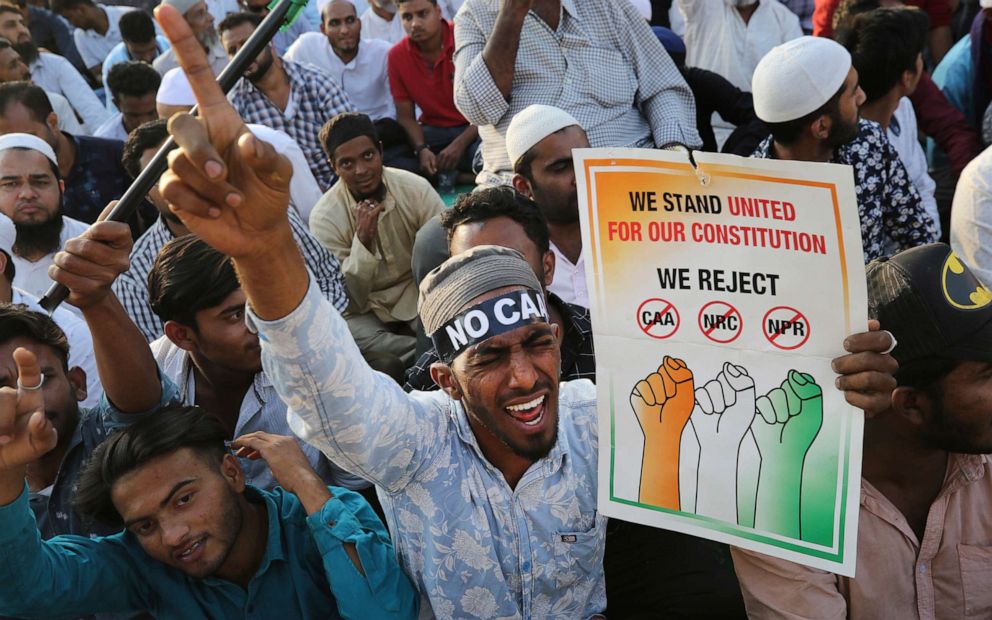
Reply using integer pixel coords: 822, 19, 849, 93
17, 376, 44, 391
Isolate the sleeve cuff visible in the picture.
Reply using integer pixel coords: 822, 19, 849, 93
103, 370, 181, 427
305, 488, 366, 554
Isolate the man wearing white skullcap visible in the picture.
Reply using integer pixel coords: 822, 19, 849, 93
677, 0, 801, 148
152, 0, 228, 76
0, 133, 88, 305
751, 36, 937, 263
453, 0, 699, 186
508, 104, 590, 308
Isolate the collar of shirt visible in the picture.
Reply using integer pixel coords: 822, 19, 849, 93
860, 453, 989, 541
201, 486, 286, 584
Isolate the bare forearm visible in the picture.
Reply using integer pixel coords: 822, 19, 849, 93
481, 1, 531, 98
233, 224, 310, 321
395, 106, 426, 147
81, 296, 161, 413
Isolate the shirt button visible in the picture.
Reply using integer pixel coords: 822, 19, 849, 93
522, 561, 531, 571
327, 520, 336, 527
919, 564, 928, 574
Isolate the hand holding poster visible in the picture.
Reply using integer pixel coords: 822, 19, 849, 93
577, 148, 867, 576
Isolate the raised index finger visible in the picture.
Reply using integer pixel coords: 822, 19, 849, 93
155, 4, 228, 114
13, 348, 43, 415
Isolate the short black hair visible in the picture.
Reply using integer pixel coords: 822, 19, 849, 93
0, 248, 14, 282
122, 118, 168, 179
106, 60, 161, 102
0, 303, 69, 369
148, 235, 240, 329
397, 0, 436, 4
0, 81, 53, 123
832, 0, 880, 34
218, 11, 262, 35
765, 81, 846, 145
319, 111, 379, 161
74, 405, 229, 528
838, 7, 928, 104
441, 186, 550, 254
119, 10, 157, 44
50, 0, 93, 14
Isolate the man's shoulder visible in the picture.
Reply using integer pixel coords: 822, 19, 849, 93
559, 379, 596, 409
77, 134, 125, 156
384, 166, 437, 193
38, 50, 69, 68
293, 31, 329, 53
62, 216, 90, 238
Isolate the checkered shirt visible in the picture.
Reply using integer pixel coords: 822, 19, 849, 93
404, 293, 596, 391
113, 208, 349, 342
454, 0, 700, 185
780, 0, 814, 32
230, 59, 355, 191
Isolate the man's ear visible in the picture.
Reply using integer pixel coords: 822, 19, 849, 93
810, 114, 831, 141
220, 452, 246, 492
512, 174, 533, 198
890, 385, 929, 426
430, 362, 462, 400
542, 249, 555, 288
67, 366, 87, 402
164, 320, 197, 352
45, 111, 59, 134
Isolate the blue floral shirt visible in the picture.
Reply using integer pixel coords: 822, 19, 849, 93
250, 276, 607, 619
754, 119, 938, 261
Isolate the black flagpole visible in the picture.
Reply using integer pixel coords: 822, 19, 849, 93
39, 0, 304, 312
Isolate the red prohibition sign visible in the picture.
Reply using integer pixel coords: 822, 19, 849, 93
637, 298, 680, 339
697, 300, 743, 344
762, 305, 811, 350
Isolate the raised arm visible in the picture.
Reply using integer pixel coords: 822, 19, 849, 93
154, 4, 447, 491
49, 212, 162, 413
452, 0, 531, 127
0, 350, 145, 618
231, 432, 419, 619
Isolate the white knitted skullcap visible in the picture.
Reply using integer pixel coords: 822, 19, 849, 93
157, 67, 195, 106
505, 105, 580, 168
0, 133, 58, 167
629, 0, 651, 20
162, 0, 203, 16
752, 36, 852, 124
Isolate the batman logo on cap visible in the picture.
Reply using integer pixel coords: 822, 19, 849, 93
942, 253, 992, 310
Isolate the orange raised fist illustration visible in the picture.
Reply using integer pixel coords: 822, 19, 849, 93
630, 356, 695, 509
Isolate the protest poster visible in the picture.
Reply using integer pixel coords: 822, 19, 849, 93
576, 148, 867, 576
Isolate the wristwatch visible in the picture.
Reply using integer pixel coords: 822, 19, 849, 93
414, 143, 429, 155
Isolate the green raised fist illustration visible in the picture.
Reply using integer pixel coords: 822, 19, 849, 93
689, 362, 756, 523
751, 370, 823, 540
631, 356, 695, 510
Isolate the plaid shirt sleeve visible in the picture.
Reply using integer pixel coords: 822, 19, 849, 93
287, 207, 349, 312
453, 11, 512, 128
310, 64, 357, 118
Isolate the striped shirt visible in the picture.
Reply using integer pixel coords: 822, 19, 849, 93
113, 208, 348, 342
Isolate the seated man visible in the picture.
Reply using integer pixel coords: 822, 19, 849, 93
0, 404, 419, 618
0, 132, 88, 301
0, 209, 176, 538
50, 0, 134, 81
113, 119, 347, 342
405, 186, 595, 391
102, 10, 171, 97
0, 37, 86, 136
732, 242, 992, 619
95, 60, 160, 141
0, 4, 110, 130
838, 6, 940, 245
221, 11, 355, 191
388, 0, 478, 186
147, 234, 366, 491
750, 36, 937, 261
153, 0, 228, 77
0, 247, 100, 407
0, 81, 148, 235
286, 0, 416, 172
152, 7, 900, 611
14, 0, 89, 78
310, 112, 444, 372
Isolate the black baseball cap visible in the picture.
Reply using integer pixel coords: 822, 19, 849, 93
867, 243, 992, 366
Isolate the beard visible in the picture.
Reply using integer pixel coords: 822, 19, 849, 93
245, 47, 273, 84
13, 40, 38, 64
13, 211, 62, 257
197, 28, 222, 52
530, 184, 579, 226
826, 114, 860, 148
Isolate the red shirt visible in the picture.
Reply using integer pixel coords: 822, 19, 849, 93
813, 0, 951, 38
388, 19, 467, 128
